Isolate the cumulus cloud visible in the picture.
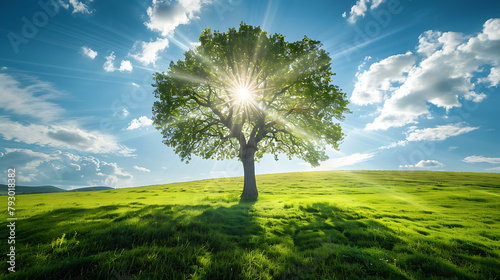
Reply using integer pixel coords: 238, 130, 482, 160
59, 0, 93, 14
463, 155, 500, 164
352, 18, 500, 130
133, 0, 211, 65
1, 66, 7, 70
119, 60, 133, 72
352, 52, 416, 105
104, 52, 133, 72
134, 165, 151, 172
146, 0, 210, 36
126, 116, 153, 130
81, 46, 97, 59
400, 160, 444, 169
308, 153, 375, 171
0, 149, 133, 187
132, 38, 170, 66
69, 0, 91, 14
344, 0, 385, 24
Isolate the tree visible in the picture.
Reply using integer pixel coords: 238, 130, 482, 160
152, 23, 350, 199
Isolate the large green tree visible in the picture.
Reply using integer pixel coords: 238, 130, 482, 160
152, 23, 350, 199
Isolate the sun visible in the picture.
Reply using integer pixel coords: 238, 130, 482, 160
235, 86, 252, 103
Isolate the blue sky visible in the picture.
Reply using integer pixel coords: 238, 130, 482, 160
1, 0, 499, 189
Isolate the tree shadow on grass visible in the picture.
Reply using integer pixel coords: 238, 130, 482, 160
1, 201, 489, 279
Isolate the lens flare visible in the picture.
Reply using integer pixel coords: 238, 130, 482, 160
236, 86, 252, 103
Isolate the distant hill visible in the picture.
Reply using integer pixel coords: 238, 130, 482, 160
68, 186, 114, 192
0, 184, 113, 195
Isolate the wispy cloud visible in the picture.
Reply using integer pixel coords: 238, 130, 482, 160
307, 152, 375, 171
126, 116, 153, 130
463, 155, 500, 164
406, 123, 479, 141
379, 123, 478, 150
400, 160, 444, 169
0, 74, 135, 156
0, 73, 64, 122
81, 46, 97, 59
0, 117, 135, 156
134, 165, 151, 172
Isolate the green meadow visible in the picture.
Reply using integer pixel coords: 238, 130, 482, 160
1, 171, 499, 279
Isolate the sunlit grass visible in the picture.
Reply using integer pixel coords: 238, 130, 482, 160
0, 171, 499, 279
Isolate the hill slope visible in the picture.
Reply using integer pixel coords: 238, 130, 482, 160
1, 171, 499, 279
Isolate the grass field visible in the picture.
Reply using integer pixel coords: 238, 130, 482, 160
1, 171, 499, 279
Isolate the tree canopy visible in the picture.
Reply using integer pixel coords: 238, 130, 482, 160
152, 23, 350, 198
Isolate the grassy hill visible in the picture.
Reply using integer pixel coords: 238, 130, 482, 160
67, 186, 114, 192
0, 171, 499, 279
0, 184, 113, 195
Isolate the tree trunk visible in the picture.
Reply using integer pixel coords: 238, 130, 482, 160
240, 145, 258, 199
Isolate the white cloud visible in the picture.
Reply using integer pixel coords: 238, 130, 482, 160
400, 160, 444, 169
479, 67, 500, 87
1, 66, 7, 71
0, 149, 133, 187
351, 52, 416, 105
483, 18, 500, 40
103, 52, 116, 72
119, 60, 133, 72
379, 123, 478, 149
486, 166, 500, 172
463, 155, 500, 165
354, 18, 500, 130
69, 0, 92, 14
308, 153, 375, 171
104, 52, 133, 72
0, 117, 135, 156
406, 123, 479, 141
122, 108, 130, 117
0, 74, 135, 156
0, 73, 64, 122
133, 0, 211, 65
134, 165, 151, 172
81, 46, 97, 59
126, 116, 153, 130
132, 38, 170, 66
146, 0, 210, 36
344, 0, 385, 24
59, 0, 93, 14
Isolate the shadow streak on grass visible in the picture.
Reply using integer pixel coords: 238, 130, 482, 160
4, 200, 488, 280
